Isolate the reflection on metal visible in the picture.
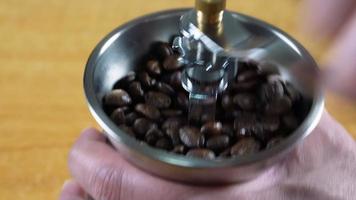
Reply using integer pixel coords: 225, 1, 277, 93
99, 32, 121, 56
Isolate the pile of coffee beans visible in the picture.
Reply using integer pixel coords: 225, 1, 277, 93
102, 41, 304, 159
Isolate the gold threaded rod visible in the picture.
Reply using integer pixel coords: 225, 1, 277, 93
195, 0, 226, 30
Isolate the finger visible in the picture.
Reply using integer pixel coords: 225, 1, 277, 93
300, 0, 356, 38
317, 110, 356, 148
276, 111, 356, 200
323, 12, 356, 98
68, 128, 190, 200
76, 127, 107, 143
59, 179, 85, 200
285, 110, 356, 174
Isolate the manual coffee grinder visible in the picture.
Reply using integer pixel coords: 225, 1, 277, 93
84, 0, 323, 183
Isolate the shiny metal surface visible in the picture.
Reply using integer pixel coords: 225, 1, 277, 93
195, 0, 225, 30
84, 9, 324, 183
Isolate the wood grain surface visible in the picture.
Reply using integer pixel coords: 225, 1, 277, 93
0, 0, 355, 199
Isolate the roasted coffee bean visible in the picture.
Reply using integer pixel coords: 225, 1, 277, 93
230, 80, 259, 92
186, 148, 215, 159
113, 71, 136, 89
221, 124, 234, 137
261, 116, 280, 132
171, 145, 186, 154
161, 109, 183, 118
170, 71, 182, 89
145, 127, 164, 145
155, 81, 175, 95
146, 59, 161, 76
282, 113, 299, 129
155, 138, 173, 150
119, 106, 131, 113
252, 125, 274, 142
155, 42, 173, 60
237, 70, 259, 82
265, 96, 292, 115
238, 61, 259, 72
224, 110, 242, 120
128, 81, 144, 100
215, 106, 224, 121
176, 92, 189, 109
163, 55, 182, 71
162, 117, 184, 131
258, 62, 280, 77
201, 113, 214, 124
239, 125, 264, 140
266, 136, 283, 149
103, 106, 129, 119
230, 138, 261, 156
188, 106, 203, 124
218, 148, 231, 158
145, 134, 157, 145
135, 103, 160, 120
200, 121, 223, 136
233, 112, 257, 124
138, 71, 155, 88
246, 61, 260, 69
179, 126, 205, 148
133, 118, 156, 137
284, 82, 301, 102
266, 74, 283, 83
125, 112, 139, 125
160, 73, 172, 84
104, 89, 132, 107
102, 104, 117, 117
233, 93, 256, 110
237, 111, 257, 119
221, 94, 234, 110
234, 116, 259, 138
237, 61, 250, 72
206, 135, 230, 151
259, 81, 284, 102
119, 125, 135, 137
110, 108, 126, 125
145, 91, 171, 109
165, 128, 181, 145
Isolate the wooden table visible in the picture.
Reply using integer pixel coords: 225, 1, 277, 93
1, 0, 355, 199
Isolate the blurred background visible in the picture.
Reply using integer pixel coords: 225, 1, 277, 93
0, 0, 355, 199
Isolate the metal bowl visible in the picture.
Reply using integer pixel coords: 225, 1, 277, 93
84, 9, 324, 183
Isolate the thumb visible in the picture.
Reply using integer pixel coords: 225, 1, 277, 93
323, 12, 356, 98
68, 128, 190, 200
59, 179, 86, 200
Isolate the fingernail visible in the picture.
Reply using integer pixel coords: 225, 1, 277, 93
82, 127, 97, 133
62, 179, 73, 190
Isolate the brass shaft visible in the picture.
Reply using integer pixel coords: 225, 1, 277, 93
195, 0, 226, 31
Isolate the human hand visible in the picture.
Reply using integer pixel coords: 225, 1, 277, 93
301, 0, 356, 98
59, 111, 356, 200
